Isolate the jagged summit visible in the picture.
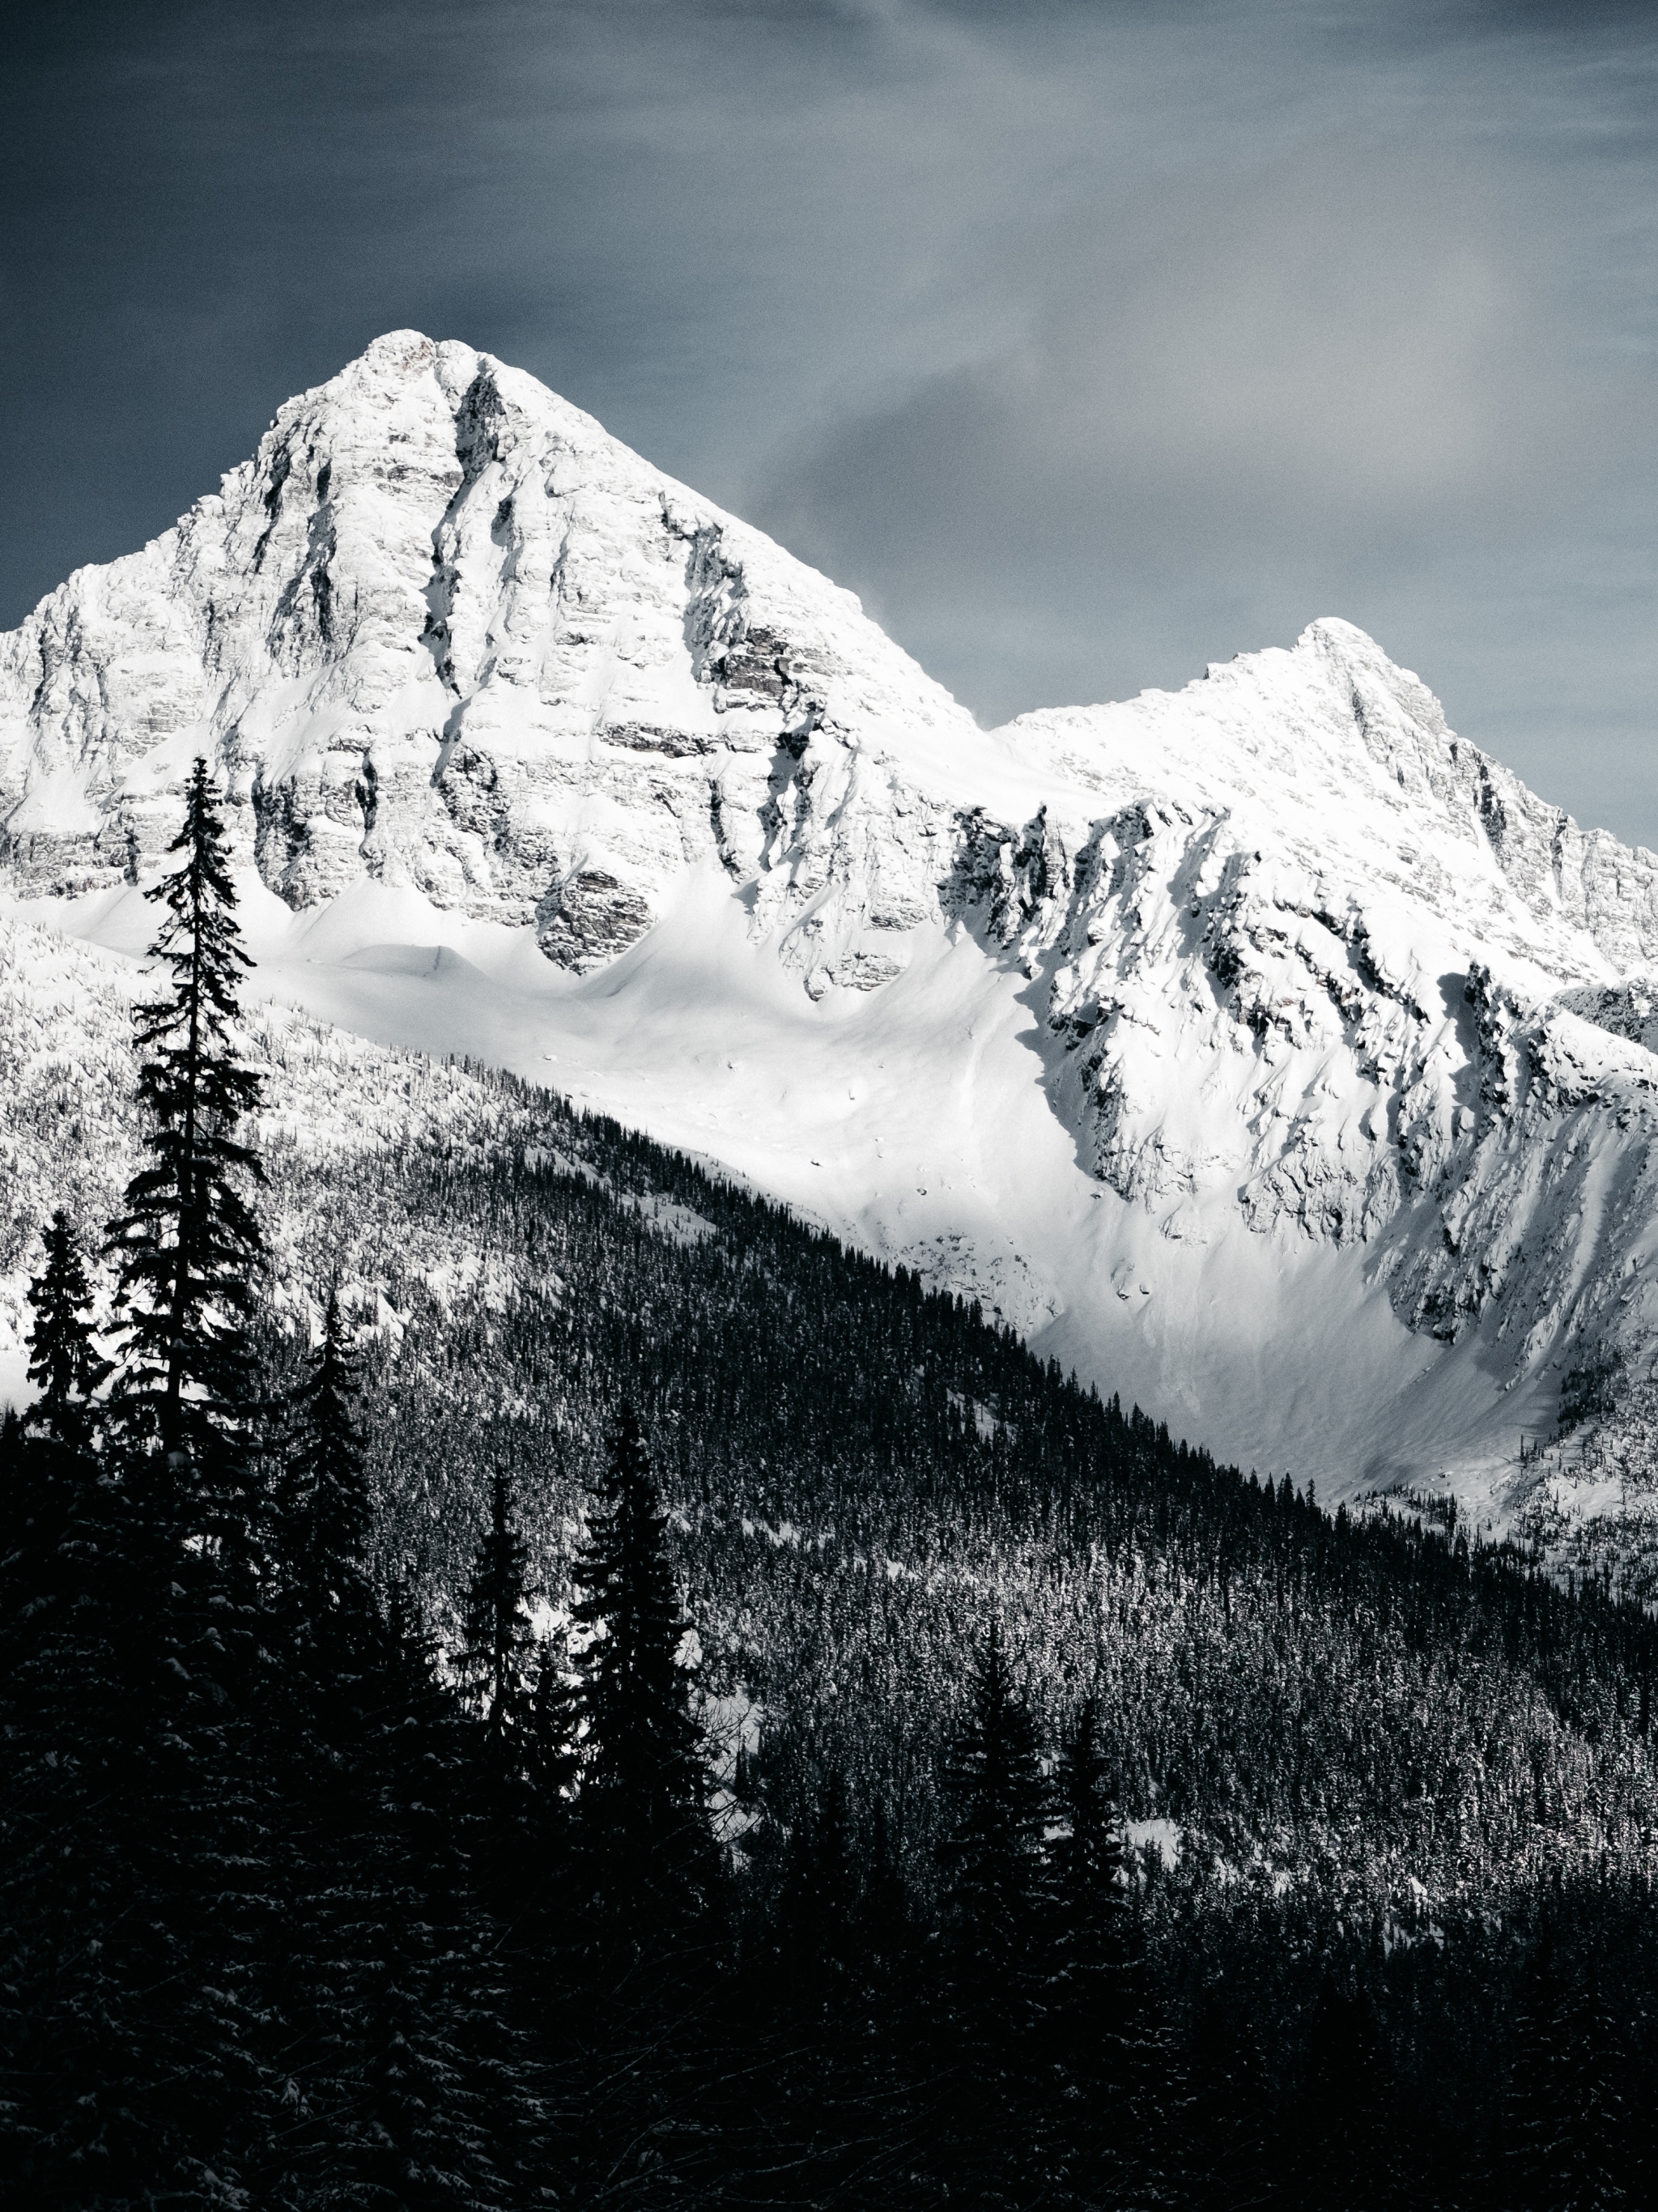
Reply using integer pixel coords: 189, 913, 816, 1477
0, 329, 971, 970
1012, 611, 1658, 984
5, 332, 1658, 1559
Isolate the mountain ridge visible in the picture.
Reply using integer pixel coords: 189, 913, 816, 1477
5, 330, 1657, 1563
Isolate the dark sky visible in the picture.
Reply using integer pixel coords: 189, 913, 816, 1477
5, 0, 1656, 844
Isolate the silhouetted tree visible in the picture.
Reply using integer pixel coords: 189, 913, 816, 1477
573, 1406, 714, 1945
935, 1624, 1048, 2199
23, 1209, 108, 1448
457, 1470, 538, 1754
104, 755, 266, 1558
279, 1283, 372, 1624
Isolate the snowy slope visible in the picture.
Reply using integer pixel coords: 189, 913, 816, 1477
6, 331, 1658, 1563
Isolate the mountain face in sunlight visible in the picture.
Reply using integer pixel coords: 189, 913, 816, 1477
6, 330, 1658, 1564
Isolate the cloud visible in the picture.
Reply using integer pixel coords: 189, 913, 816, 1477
740, 11, 1658, 826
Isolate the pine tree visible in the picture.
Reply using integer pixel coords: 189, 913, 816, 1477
0, 1396, 280, 2203
2, 1207, 257, 2206
774, 1765, 858, 2018
1048, 1695, 1126, 1960
3, 765, 289, 2197
104, 755, 266, 1551
527, 1633, 583, 1804
457, 1469, 538, 1767
941, 1625, 1046, 2005
934, 1625, 1048, 2202
2, 1214, 108, 1735
452, 1467, 555, 1940
572, 1406, 713, 1945
280, 1284, 372, 1625
267, 1581, 553, 2209
23, 1209, 108, 1448
1039, 1710, 1186, 2212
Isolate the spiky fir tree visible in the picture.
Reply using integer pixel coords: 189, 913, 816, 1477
281, 1285, 372, 1625
266, 1359, 551, 2204
1040, 1696, 1167, 2207
26, 762, 284, 2193
2, 1210, 108, 1687
104, 756, 266, 1551
935, 1625, 1048, 2201
942, 1626, 1046, 2005
573, 1406, 713, 1945
1047, 1696, 1124, 1956
457, 1470, 539, 1765
23, 1209, 108, 1449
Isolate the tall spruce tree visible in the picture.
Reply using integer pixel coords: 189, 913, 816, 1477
104, 756, 266, 1550
8, 763, 287, 2197
267, 1573, 554, 2210
23, 1209, 108, 1449
2, 1213, 108, 1729
258, 1331, 553, 2202
934, 1625, 1048, 2201
1042, 1700, 1173, 2210
457, 1470, 538, 1765
941, 1625, 1046, 2003
1047, 1695, 1126, 1961
572, 1406, 714, 1942
281, 1284, 372, 1624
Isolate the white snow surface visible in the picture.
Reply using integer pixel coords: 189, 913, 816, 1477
7, 330, 1658, 1555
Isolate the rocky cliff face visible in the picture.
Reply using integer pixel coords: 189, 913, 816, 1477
0, 330, 971, 986
6, 332, 1658, 1561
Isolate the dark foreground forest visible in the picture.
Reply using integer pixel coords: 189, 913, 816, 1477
5, 768, 1658, 2210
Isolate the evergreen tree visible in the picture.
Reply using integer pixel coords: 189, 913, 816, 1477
572, 1406, 713, 1944
2, 1192, 281, 2205
1040, 1692, 1163, 2206
527, 1632, 583, 1804
104, 755, 266, 1551
23, 1209, 108, 1448
2, 1214, 108, 1738
2, 770, 285, 2199
268, 1580, 553, 2210
280, 1283, 372, 1624
453, 1470, 558, 1937
773, 1764, 858, 2019
862, 1793, 912, 1989
941, 1625, 1046, 2004
0, 1414, 280, 2203
1048, 1695, 1126, 1962
457, 1469, 538, 1767
934, 1625, 1048, 2201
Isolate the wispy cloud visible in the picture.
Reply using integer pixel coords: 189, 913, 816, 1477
2, 0, 1655, 838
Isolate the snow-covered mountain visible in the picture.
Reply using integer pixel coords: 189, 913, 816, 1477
5, 330, 1657, 1563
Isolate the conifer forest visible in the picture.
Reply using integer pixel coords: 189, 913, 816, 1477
12, 768, 1658, 2212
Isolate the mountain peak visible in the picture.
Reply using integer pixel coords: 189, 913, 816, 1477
0, 330, 971, 936
6, 335, 1658, 1547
